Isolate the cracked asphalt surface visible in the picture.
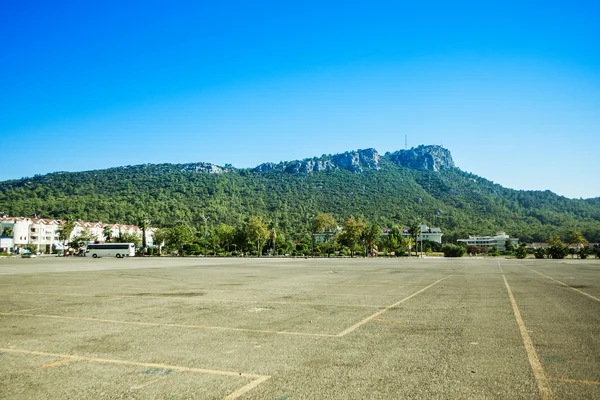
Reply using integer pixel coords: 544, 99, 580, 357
1, 256, 599, 399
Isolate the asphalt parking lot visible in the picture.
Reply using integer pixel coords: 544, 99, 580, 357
1, 256, 599, 399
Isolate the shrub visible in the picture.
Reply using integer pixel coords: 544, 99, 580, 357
395, 248, 406, 257
183, 243, 200, 256
467, 245, 488, 255
442, 244, 465, 257
534, 248, 546, 259
515, 246, 527, 259
547, 244, 568, 259
488, 246, 499, 256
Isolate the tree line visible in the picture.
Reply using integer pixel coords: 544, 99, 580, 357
151, 213, 428, 257
146, 214, 598, 259
1, 160, 598, 248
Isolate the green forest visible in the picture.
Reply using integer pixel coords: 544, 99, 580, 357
1, 149, 599, 249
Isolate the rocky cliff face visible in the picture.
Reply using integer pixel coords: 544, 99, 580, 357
253, 148, 380, 174
331, 148, 380, 173
181, 162, 228, 174
387, 145, 455, 172
185, 145, 454, 175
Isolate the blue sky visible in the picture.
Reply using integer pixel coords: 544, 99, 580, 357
1, 1, 599, 198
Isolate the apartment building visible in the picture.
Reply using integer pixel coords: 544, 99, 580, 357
402, 224, 444, 243
0, 216, 155, 253
457, 232, 519, 251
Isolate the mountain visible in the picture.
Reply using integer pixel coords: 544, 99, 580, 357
0, 145, 598, 242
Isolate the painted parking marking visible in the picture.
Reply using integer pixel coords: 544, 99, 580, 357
2, 278, 450, 338
142, 367, 174, 376
7, 307, 44, 314
224, 375, 271, 400
0, 347, 270, 400
335, 275, 451, 337
132, 368, 174, 390
519, 265, 600, 302
9, 291, 384, 308
40, 357, 75, 368
502, 274, 553, 400
0, 312, 337, 337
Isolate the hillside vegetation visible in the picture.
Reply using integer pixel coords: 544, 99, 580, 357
1, 146, 598, 243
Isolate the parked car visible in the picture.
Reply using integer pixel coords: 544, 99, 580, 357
21, 251, 36, 258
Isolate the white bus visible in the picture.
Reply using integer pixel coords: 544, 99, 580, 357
86, 243, 135, 258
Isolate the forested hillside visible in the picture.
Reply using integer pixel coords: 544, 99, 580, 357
1, 146, 598, 243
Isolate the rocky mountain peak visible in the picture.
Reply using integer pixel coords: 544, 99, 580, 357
184, 145, 454, 176
181, 162, 228, 174
387, 145, 455, 172
253, 148, 380, 174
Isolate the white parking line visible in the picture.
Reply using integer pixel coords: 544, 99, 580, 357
335, 275, 451, 337
502, 274, 553, 400
519, 265, 599, 302
0, 347, 270, 400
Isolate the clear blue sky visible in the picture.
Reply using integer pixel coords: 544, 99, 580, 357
2, 1, 599, 198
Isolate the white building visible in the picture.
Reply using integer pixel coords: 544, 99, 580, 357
0, 216, 155, 253
0, 217, 61, 252
457, 232, 519, 251
402, 224, 443, 244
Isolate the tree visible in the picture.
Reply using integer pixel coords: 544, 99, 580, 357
338, 216, 366, 257
311, 213, 337, 237
442, 244, 465, 257
275, 233, 292, 256
58, 219, 75, 249
102, 225, 113, 242
2, 227, 13, 237
408, 222, 421, 256
152, 228, 168, 255
489, 246, 499, 256
505, 240, 515, 253
364, 223, 381, 256
119, 232, 142, 246
215, 223, 235, 252
400, 236, 415, 257
137, 214, 151, 254
165, 223, 194, 255
311, 213, 337, 256
383, 232, 400, 255
547, 235, 568, 259
567, 230, 587, 258
246, 216, 269, 256
383, 234, 399, 254
69, 228, 97, 249
534, 247, 546, 259
515, 243, 527, 259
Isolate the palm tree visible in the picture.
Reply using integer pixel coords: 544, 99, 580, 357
102, 225, 112, 242
408, 222, 421, 256
137, 215, 151, 255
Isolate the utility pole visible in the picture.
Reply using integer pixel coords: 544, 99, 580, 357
420, 224, 423, 258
